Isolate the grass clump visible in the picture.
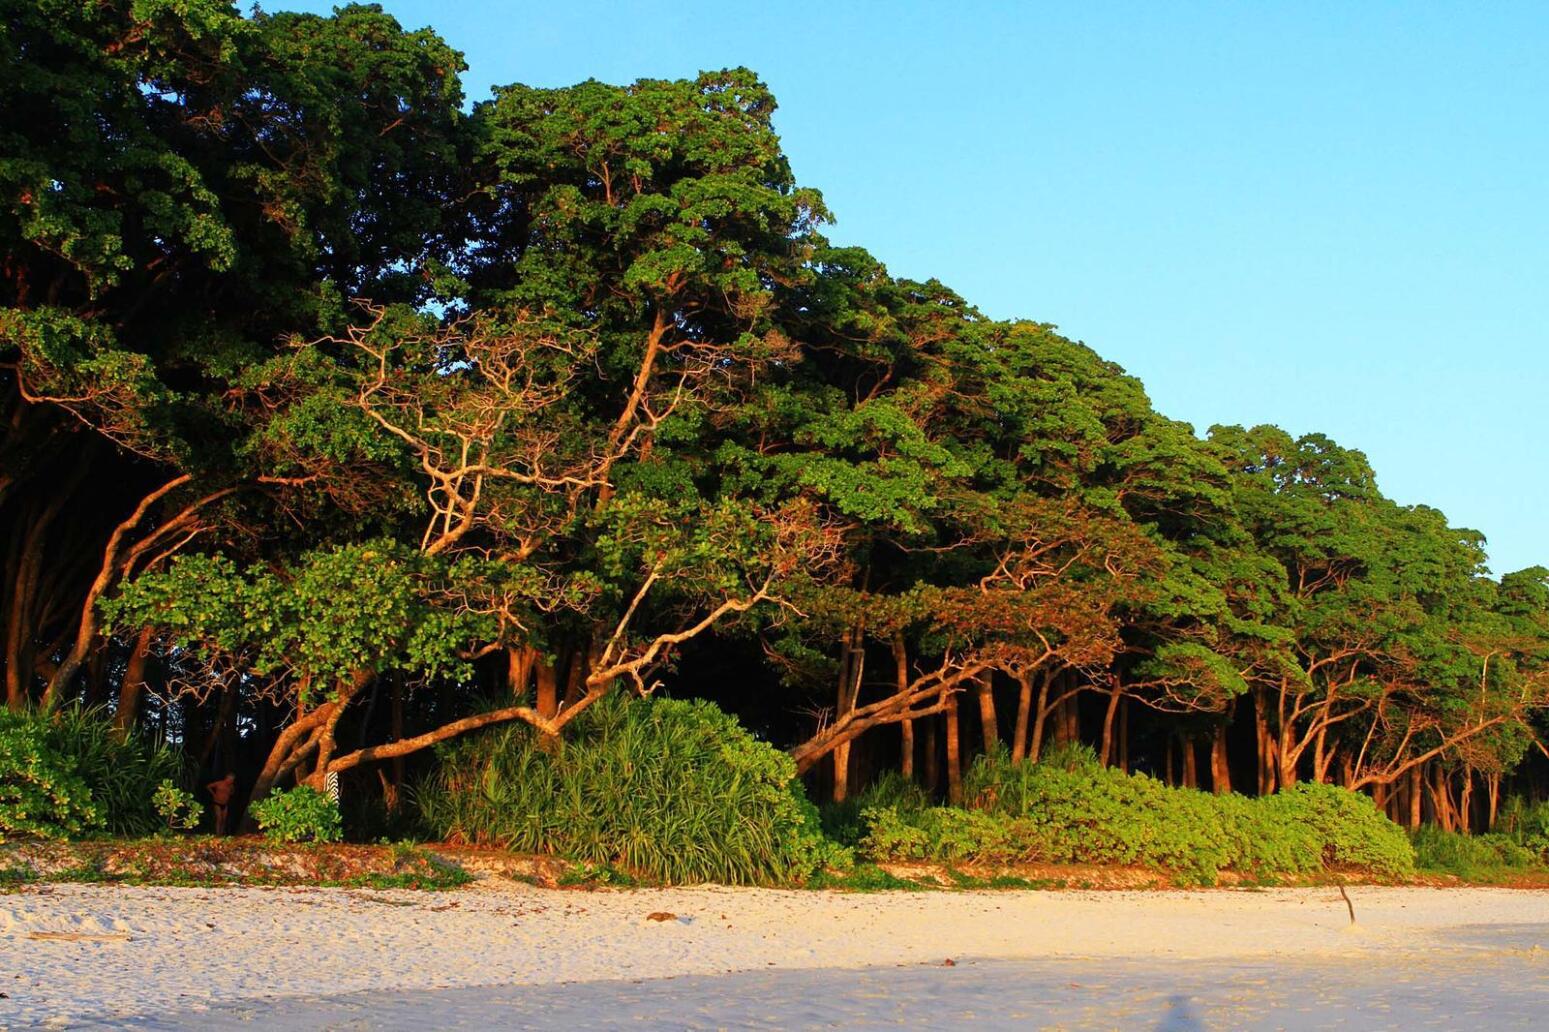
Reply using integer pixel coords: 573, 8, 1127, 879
858, 744, 1414, 883
417, 695, 848, 885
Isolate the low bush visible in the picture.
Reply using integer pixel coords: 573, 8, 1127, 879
860, 744, 1413, 883
417, 695, 848, 885
0, 716, 101, 841
1412, 826, 1542, 880
1497, 796, 1549, 859
0, 707, 184, 838
821, 769, 931, 845
251, 785, 344, 843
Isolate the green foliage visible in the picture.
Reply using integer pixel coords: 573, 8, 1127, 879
251, 786, 344, 844
418, 696, 848, 885
0, 708, 183, 839
104, 541, 496, 694
153, 781, 203, 833
37, 708, 188, 836
1274, 781, 1414, 876
0, 716, 101, 841
859, 748, 1413, 883
1412, 827, 1543, 881
820, 769, 931, 845
1497, 796, 1549, 858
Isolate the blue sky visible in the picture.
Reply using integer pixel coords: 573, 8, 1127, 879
285, 1, 1547, 574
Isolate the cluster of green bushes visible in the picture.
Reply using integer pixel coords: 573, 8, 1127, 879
1411, 797, 1549, 880
849, 745, 1415, 884
15, 696, 1547, 892
416, 695, 848, 885
0, 708, 185, 840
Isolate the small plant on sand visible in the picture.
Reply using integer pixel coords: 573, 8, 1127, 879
251, 785, 343, 844
153, 780, 204, 833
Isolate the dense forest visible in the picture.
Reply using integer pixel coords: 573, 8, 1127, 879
3, 2, 1546, 843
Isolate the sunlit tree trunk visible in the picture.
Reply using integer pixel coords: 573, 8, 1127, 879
1027, 672, 1053, 764
893, 636, 913, 778
945, 694, 962, 805
1011, 672, 1033, 762
1210, 723, 1231, 795
1254, 690, 1277, 795
1117, 700, 1129, 774
1459, 767, 1474, 835
535, 658, 559, 720
831, 627, 863, 804
1099, 680, 1124, 767
977, 673, 998, 754
923, 717, 939, 795
114, 625, 153, 731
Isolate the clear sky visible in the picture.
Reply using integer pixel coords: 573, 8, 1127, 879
284, 1, 1548, 574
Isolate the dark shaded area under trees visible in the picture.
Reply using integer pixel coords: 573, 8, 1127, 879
3, 2, 1546, 837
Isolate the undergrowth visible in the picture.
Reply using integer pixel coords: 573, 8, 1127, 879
852, 744, 1415, 884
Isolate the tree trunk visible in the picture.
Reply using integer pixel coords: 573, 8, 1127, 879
1117, 698, 1129, 774
1182, 735, 1199, 789
891, 636, 913, 778
1011, 672, 1033, 763
1487, 772, 1501, 831
1407, 766, 1423, 831
507, 646, 534, 700
977, 674, 998, 754
923, 716, 939, 795
831, 628, 863, 804
562, 646, 589, 710
389, 679, 405, 808
945, 694, 962, 805
1254, 691, 1277, 795
114, 625, 153, 731
535, 658, 559, 719
1210, 724, 1231, 795
1099, 681, 1123, 767
1028, 672, 1052, 764
1459, 768, 1474, 835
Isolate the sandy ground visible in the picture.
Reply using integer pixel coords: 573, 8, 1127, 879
2, 882, 1546, 1028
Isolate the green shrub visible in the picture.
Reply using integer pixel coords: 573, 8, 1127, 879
821, 769, 931, 845
0, 707, 183, 838
1498, 796, 1549, 859
1413, 826, 1543, 879
153, 780, 203, 832
417, 695, 847, 885
1276, 781, 1413, 876
0, 718, 102, 840
251, 785, 343, 843
859, 745, 1413, 883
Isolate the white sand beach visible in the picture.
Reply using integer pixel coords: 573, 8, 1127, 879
3, 881, 1547, 1028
